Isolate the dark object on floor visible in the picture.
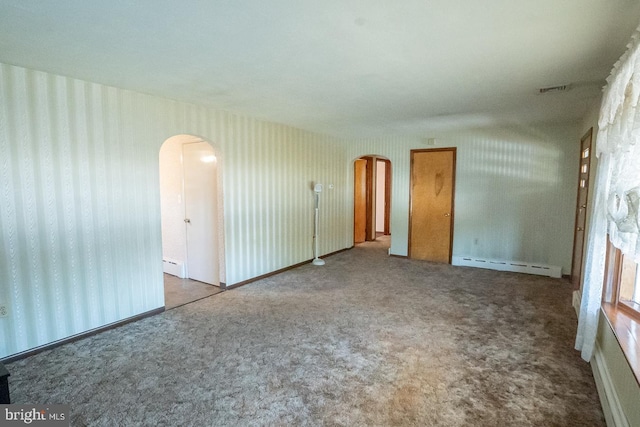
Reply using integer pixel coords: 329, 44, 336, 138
0, 362, 10, 403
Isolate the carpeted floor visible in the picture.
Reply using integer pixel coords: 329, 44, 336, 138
7, 237, 604, 426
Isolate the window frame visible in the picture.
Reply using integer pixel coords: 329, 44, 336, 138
603, 241, 640, 322
601, 239, 640, 385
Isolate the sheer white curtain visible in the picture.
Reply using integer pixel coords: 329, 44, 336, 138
575, 25, 640, 361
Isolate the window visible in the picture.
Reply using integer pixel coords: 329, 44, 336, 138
603, 241, 640, 320
619, 255, 640, 313
602, 240, 640, 384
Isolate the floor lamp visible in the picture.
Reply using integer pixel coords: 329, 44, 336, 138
312, 183, 325, 266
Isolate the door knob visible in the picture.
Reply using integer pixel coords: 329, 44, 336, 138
444, 213, 451, 217
184, 218, 191, 224
577, 227, 583, 231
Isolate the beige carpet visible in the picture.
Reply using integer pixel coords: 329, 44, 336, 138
6, 238, 603, 426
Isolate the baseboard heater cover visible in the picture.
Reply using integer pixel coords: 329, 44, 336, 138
162, 258, 185, 278
452, 256, 561, 278
592, 343, 629, 427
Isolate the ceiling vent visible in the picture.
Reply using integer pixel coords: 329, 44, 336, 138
539, 84, 571, 94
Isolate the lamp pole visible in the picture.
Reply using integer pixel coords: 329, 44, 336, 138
312, 184, 325, 266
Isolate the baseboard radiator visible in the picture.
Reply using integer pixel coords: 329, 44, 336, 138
452, 256, 562, 278
162, 258, 185, 278
592, 343, 630, 427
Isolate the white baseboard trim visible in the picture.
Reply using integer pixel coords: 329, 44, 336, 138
452, 256, 561, 278
572, 290, 581, 318
591, 342, 629, 427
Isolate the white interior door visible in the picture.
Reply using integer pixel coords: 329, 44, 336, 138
183, 142, 218, 285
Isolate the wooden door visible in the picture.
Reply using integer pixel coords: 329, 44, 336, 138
354, 159, 367, 243
571, 129, 592, 289
409, 148, 456, 263
384, 160, 391, 235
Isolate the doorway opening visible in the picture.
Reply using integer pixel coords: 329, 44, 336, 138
353, 156, 391, 250
159, 135, 224, 309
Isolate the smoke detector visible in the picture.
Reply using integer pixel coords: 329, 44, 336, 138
539, 84, 571, 94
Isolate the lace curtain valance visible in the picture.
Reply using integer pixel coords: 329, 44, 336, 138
597, 28, 640, 263
576, 23, 640, 362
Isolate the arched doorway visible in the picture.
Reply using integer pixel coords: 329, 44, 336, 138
353, 155, 391, 246
159, 135, 224, 309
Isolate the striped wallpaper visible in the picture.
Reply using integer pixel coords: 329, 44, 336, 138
344, 124, 580, 268
1, 62, 580, 358
0, 63, 350, 358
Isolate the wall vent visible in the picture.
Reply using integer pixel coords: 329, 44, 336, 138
539, 84, 570, 94
452, 256, 561, 278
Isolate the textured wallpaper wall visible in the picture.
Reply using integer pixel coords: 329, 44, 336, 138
0, 63, 350, 358
0, 61, 580, 359
343, 124, 579, 271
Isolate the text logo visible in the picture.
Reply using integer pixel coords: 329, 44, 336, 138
0, 405, 69, 426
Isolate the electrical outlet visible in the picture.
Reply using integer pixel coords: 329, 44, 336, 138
0, 305, 8, 318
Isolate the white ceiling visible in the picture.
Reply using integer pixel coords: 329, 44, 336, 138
1, 0, 639, 138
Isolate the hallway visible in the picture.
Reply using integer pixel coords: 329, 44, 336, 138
163, 274, 222, 310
